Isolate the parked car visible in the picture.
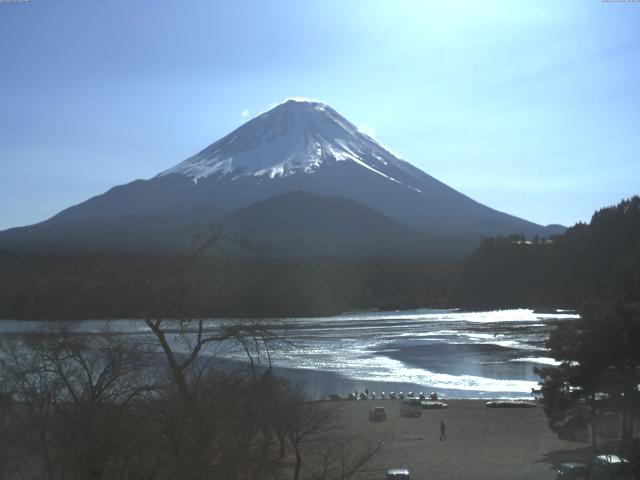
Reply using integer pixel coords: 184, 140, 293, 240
556, 462, 590, 480
592, 454, 632, 479
400, 397, 422, 417
421, 401, 448, 409
386, 468, 411, 479
369, 406, 387, 421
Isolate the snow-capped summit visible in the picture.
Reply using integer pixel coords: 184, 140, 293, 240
158, 98, 425, 193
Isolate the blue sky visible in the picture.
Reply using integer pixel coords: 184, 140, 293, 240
1, 0, 639, 230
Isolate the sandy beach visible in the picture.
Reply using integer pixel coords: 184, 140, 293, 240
317, 399, 589, 480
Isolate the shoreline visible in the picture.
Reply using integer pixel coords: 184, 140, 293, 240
259, 362, 539, 401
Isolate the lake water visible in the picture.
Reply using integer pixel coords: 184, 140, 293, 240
0, 308, 578, 399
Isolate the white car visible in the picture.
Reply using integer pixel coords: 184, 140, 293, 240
592, 454, 631, 480
386, 468, 411, 479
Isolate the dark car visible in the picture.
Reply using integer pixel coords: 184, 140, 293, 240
557, 462, 590, 480
369, 406, 387, 421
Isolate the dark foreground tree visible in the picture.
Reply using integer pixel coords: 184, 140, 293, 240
537, 297, 640, 450
0, 323, 154, 480
0, 381, 17, 480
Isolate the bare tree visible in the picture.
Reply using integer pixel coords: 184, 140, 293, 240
0, 380, 17, 480
309, 431, 390, 480
140, 230, 300, 479
0, 323, 154, 480
140, 230, 393, 480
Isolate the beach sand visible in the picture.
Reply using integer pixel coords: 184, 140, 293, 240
317, 399, 589, 480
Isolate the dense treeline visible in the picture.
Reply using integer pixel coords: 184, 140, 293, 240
451, 196, 640, 309
0, 251, 457, 319
3, 196, 638, 319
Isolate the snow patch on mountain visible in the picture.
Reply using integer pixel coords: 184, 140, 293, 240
158, 99, 426, 194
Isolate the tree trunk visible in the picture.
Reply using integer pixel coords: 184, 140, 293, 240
275, 430, 286, 459
293, 444, 302, 480
588, 415, 598, 451
590, 394, 597, 451
39, 430, 55, 480
145, 319, 189, 399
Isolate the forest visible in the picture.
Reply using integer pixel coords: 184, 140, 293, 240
451, 196, 640, 309
0, 196, 638, 320
0, 251, 456, 320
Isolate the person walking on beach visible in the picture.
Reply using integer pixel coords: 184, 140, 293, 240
439, 420, 447, 441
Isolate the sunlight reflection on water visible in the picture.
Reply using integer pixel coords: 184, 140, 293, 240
0, 308, 578, 398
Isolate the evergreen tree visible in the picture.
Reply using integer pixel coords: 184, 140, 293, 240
536, 297, 640, 449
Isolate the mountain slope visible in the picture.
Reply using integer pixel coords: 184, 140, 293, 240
216, 190, 427, 255
0, 98, 564, 254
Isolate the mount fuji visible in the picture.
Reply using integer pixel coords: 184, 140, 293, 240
0, 98, 564, 255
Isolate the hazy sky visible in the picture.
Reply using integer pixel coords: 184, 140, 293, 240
1, 0, 639, 230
